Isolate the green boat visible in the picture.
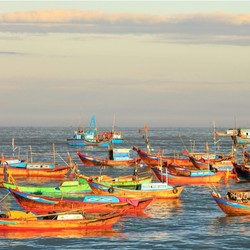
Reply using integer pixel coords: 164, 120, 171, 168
77, 174, 153, 189
2, 180, 92, 198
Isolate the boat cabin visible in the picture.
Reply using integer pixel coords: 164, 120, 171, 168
108, 148, 132, 160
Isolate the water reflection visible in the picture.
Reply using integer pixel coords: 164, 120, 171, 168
0, 228, 122, 239
145, 199, 183, 218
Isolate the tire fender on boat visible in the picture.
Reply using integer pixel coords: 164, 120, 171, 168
108, 187, 114, 193
173, 187, 178, 194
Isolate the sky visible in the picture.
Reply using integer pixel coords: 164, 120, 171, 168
0, 1, 250, 128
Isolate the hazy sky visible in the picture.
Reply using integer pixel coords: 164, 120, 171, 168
0, 1, 249, 128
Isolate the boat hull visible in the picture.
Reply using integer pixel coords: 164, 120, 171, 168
133, 147, 194, 167
0, 166, 71, 178
151, 167, 224, 185
78, 174, 153, 188
9, 189, 153, 214
233, 162, 250, 182
88, 181, 184, 199
77, 152, 141, 167
2, 180, 91, 198
211, 191, 250, 216
0, 212, 123, 231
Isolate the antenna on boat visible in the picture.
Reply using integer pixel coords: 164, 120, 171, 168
112, 114, 116, 133
11, 138, 18, 157
179, 134, 189, 153
52, 144, 56, 166
29, 145, 33, 163
213, 121, 221, 151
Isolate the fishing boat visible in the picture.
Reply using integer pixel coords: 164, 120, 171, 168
232, 162, 250, 182
67, 115, 124, 146
211, 189, 250, 216
1, 179, 91, 198
188, 155, 235, 179
215, 128, 250, 145
87, 181, 184, 199
132, 146, 194, 167
77, 148, 141, 167
0, 163, 71, 178
133, 146, 234, 170
0, 209, 123, 231
0, 146, 72, 178
77, 173, 153, 189
151, 165, 224, 185
8, 188, 153, 215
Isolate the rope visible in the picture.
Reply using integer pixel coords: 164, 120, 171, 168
0, 192, 10, 203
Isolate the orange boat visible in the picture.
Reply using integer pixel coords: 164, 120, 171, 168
211, 189, 250, 216
87, 181, 184, 199
132, 146, 194, 167
151, 165, 224, 185
0, 164, 71, 178
9, 188, 153, 215
0, 210, 123, 231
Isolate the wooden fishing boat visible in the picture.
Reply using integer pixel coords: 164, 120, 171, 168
8, 188, 153, 215
0, 209, 123, 231
215, 128, 250, 145
78, 173, 153, 188
214, 128, 238, 137
98, 131, 124, 144
87, 181, 184, 199
151, 165, 224, 185
188, 155, 235, 178
133, 146, 233, 169
132, 146, 193, 167
211, 189, 250, 216
0, 151, 71, 178
1, 180, 91, 198
232, 162, 250, 182
0, 164, 71, 178
77, 149, 141, 167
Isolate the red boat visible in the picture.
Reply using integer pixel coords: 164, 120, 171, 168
133, 146, 234, 170
9, 188, 153, 215
132, 146, 193, 167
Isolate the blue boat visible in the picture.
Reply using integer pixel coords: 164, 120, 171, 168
67, 115, 124, 146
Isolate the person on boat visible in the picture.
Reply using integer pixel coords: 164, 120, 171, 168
3, 162, 9, 182
108, 142, 114, 160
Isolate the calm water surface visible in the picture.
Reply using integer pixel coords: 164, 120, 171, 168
0, 127, 249, 249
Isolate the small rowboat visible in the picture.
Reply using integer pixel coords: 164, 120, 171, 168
211, 189, 250, 216
151, 165, 224, 185
8, 188, 154, 215
1, 180, 91, 198
0, 209, 123, 231
87, 181, 184, 199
